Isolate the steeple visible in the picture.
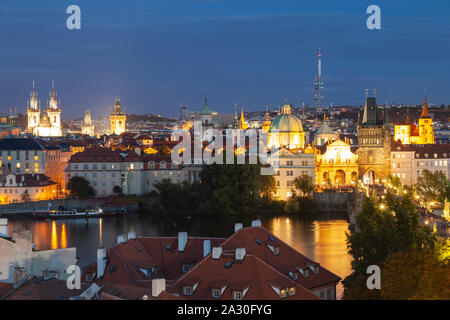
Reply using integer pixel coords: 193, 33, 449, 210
420, 89, 430, 118
239, 107, 248, 130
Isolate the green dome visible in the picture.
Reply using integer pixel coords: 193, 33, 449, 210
269, 113, 303, 133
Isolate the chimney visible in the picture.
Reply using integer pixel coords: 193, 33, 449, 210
235, 248, 246, 261
212, 247, 222, 260
97, 248, 107, 278
203, 240, 211, 257
128, 231, 136, 240
152, 278, 166, 298
234, 223, 243, 232
117, 234, 126, 245
178, 232, 187, 252
251, 219, 262, 227
0, 219, 8, 238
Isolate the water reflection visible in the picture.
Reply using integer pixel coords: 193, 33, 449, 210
7, 213, 351, 299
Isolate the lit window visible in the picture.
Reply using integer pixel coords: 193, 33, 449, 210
280, 289, 287, 298
289, 287, 296, 296
34, 156, 38, 160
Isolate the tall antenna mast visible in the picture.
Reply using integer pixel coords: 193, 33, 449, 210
314, 48, 324, 108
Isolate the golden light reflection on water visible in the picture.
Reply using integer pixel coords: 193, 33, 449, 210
99, 218, 103, 248
61, 223, 67, 249
51, 221, 57, 249
267, 218, 352, 299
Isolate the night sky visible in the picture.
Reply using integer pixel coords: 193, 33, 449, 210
0, 0, 449, 118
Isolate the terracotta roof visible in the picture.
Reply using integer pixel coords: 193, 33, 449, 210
5, 277, 89, 300
169, 253, 320, 300
220, 227, 341, 290
69, 146, 122, 163
0, 283, 13, 299
84, 236, 225, 287
99, 283, 183, 300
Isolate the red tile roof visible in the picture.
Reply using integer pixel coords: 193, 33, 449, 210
220, 227, 341, 290
169, 253, 320, 300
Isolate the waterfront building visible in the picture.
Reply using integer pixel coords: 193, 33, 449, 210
393, 95, 435, 145
268, 148, 315, 200
391, 142, 450, 186
315, 138, 358, 188
143, 154, 188, 193
357, 96, 391, 184
110, 98, 126, 135
82, 222, 341, 300
27, 81, 62, 137
0, 222, 76, 284
67, 146, 144, 196
268, 101, 306, 151
0, 173, 57, 204
81, 110, 95, 136
0, 138, 64, 193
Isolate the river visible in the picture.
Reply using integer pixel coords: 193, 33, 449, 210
6, 213, 352, 299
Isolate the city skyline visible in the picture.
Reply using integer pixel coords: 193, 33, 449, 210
0, 1, 450, 118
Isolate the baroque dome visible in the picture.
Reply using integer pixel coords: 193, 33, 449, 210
269, 103, 303, 133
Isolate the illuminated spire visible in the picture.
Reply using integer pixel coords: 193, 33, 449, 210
420, 89, 430, 118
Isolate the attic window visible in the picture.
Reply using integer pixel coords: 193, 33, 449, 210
280, 288, 287, 298
288, 272, 297, 281
233, 290, 243, 300
289, 287, 296, 296
268, 236, 275, 242
135, 246, 141, 252
183, 286, 193, 296
165, 244, 173, 251
224, 261, 233, 269
255, 238, 261, 245
273, 247, 279, 255
211, 288, 221, 298
109, 265, 117, 273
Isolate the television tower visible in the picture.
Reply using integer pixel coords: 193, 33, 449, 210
314, 48, 324, 108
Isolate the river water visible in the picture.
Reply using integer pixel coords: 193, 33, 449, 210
6, 213, 352, 299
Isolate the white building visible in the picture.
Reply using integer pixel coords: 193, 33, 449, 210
27, 81, 62, 137
269, 148, 315, 200
0, 219, 76, 285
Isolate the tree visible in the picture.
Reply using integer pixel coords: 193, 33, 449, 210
67, 176, 95, 199
293, 175, 314, 198
157, 145, 172, 155
113, 185, 123, 196
284, 198, 299, 214
381, 249, 450, 299
416, 169, 450, 203
342, 192, 437, 299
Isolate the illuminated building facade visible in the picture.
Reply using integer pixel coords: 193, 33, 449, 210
268, 148, 315, 200
0, 173, 57, 204
27, 81, 62, 137
316, 138, 358, 187
268, 102, 306, 151
393, 95, 435, 145
357, 96, 391, 184
81, 110, 95, 136
314, 116, 336, 147
110, 98, 126, 135
261, 107, 271, 133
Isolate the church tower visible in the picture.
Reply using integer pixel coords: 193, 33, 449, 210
27, 81, 40, 133
357, 94, 391, 185
418, 92, 434, 144
110, 98, 126, 135
239, 107, 248, 130
81, 110, 95, 136
45, 81, 62, 137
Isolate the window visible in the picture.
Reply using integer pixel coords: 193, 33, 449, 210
211, 289, 221, 298
233, 291, 242, 300
280, 289, 287, 298
183, 286, 192, 296
289, 287, 296, 296
326, 288, 332, 300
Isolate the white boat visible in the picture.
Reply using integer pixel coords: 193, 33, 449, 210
35, 208, 104, 219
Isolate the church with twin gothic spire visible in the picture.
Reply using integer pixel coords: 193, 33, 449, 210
27, 81, 62, 137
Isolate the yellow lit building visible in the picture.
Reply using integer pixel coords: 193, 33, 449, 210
261, 107, 271, 133
240, 107, 248, 130
110, 98, 126, 135
315, 138, 358, 188
394, 94, 434, 145
268, 102, 305, 151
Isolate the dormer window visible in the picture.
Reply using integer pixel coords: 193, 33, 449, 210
288, 271, 297, 281
211, 288, 221, 298
233, 290, 243, 300
289, 287, 296, 296
183, 286, 192, 296
273, 247, 279, 255
280, 288, 287, 298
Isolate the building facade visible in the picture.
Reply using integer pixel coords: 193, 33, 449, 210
357, 97, 391, 184
110, 98, 126, 135
268, 102, 306, 151
27, 82, 62, 137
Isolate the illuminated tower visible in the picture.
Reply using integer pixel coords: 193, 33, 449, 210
418, 91, 434, 144
81, 110, 95, 136
240, 107, 248, 130
27, 81, 40, 132
45, 81, 62, 137
262, 106, 271, 132
314, 49, 324, 108
110, 98, 126, 135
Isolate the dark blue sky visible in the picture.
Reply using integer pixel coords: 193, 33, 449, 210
0, 0, 449, 118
